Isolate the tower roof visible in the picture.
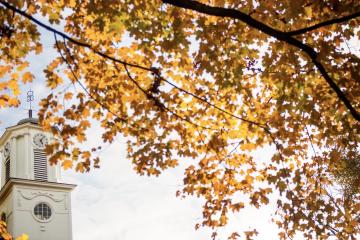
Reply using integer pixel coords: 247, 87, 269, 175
17, 117, 39, 125
16, 109, 39, 125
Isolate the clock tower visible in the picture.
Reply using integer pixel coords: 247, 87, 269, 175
0, 111, 76, 239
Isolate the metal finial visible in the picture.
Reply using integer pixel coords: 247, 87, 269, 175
26, 89, 34, 118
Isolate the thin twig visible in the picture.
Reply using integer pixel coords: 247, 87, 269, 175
119, 63, 218, 131
54, 34, 138, 129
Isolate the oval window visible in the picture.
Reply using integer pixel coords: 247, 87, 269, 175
34, 202, 52, 221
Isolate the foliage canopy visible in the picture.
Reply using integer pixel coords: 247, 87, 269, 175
0, 0, 359, 239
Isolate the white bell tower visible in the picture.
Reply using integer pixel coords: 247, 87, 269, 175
0, 110, 76, 240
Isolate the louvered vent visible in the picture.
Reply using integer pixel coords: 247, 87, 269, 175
5, 157, 10, 183
34, 149, 47, 181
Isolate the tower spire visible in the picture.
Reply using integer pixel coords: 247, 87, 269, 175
26, 89, 34, 118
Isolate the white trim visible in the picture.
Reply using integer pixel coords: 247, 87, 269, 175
0, 122, 42, 146
0, 178, 76, 202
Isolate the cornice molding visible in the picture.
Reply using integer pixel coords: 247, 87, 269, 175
18, 190, 65, 202
0, 178, 76, 203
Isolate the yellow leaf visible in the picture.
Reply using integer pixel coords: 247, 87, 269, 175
35, 44, 43, 54
76, 162, 85, 173
64, 92, 73, 100
8, 79, 18, 91
8, 98, 20, 106
16, 62, 29, 71
22, 72, 34, 83
62, 160, 73, 170
0, 66, 11, 78
304, 7, 312, 17
2, 233, 12, 240
16, 234, 29, 240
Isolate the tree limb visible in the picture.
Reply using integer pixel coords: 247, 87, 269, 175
54, 35, 132, 127
119, 63, 218, 131
162, 0, 360, 122
0, 0, 276, 131
1, 0, 359, 121
0, 0, 151, 72
288, 11, 360, 36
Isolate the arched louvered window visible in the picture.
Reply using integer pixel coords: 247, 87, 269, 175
5, 157, 10, 183
34, 149, 47, 181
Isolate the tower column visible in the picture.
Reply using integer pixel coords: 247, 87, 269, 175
24, 132, 30, 179
10, 137, 16, 178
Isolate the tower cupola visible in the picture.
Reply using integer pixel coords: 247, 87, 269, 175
0, 115, 61, 187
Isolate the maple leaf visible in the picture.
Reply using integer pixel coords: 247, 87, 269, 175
16, 234, 29, 240
62, 160, 73, 170
22, 72, 33, 83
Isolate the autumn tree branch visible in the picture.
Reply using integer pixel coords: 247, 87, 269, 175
56, 35, 217, 134
158, 76, 268, 129
119, 63, 218, 131
161, 0, 360, 122
0, 0, 287, 161
0, 0, 151, 72
0, 1, 275, 130
288, 11, 360, 36
54, 35, 133, 127
0, 0, 353, 160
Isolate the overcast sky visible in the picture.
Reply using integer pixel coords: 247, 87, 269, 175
0, 21, 280, 240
